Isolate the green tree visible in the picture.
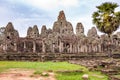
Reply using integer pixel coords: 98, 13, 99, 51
92, 2, 120, 37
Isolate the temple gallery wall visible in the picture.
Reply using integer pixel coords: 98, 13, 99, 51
0, 10, 120, 53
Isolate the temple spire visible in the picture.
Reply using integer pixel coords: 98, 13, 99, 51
57, 10, 66, 21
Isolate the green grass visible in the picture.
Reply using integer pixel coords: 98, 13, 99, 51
56, 69, 108, 80
0, 61, 108, 80
0, 61, 84, 72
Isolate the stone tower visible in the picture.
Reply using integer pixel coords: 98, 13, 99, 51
41, 25, 48, 38
87, 27, 98, 38
27, 27, 32, 38
5, 22, 19, 39
53, 10, 74, 35
32, 25, 39, 38
27, 25, 39, 38
76, 22, 85, 37
58, 10, 66, 21
4, 22, 19, 52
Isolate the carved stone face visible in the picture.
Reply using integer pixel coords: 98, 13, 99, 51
5, 22, 14, 32
41, 25, 47, 32
76, 23, 84, 35
78, 26, 84, 33
58, 10, 66, 21
53, 10, 74, 35
27, 25, 39, 38
87, 27, 98, 38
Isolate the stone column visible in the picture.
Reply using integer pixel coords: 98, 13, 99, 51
33, 41, 36, 53
85, 45, 87, 53
73, 45, 77, 53
83, 46, 85, 52
94, 45, 96, 52
14, 43, 17, 51
59, 41, 63, 53
42, 41, 45, 53
80, 46, 83, 52
23, 41, 27, 52
3, 43, 7, 52
92, 45, 95, 52
4, 44, 8, 53
88, 44, 92, 53
97, 45, 99, 52
77, 44, 80, 53
24, 41, 26, 49
74, 46, 77, 53
52, 43, 55, 53
101, 43, 104, 52
5, 40, 8, 51
70, 43, 73, 53
2, 44, 5, 51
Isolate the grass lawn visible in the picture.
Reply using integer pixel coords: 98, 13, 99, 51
0, 61, 108, 80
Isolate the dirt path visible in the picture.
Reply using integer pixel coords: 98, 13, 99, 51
0, 69, 56, 80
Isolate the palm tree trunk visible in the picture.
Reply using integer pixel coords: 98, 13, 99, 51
107, 33, 112, 57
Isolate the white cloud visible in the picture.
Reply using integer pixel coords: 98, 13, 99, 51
59, 0, 79, 7
12, 16, 55, 37
0, 6, 15, 27
8, 0, 79, 11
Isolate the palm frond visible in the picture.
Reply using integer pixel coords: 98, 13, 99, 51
92, 2, 120, 36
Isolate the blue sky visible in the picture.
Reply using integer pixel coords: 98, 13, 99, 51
0, 0, 120, 37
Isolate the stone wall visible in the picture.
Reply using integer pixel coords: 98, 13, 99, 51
0, 52, 109, 61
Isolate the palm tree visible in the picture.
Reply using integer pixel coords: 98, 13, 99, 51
92, 2, 120, 57
92, 2, 120, 37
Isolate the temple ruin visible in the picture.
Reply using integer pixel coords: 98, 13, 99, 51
0, 10, 120, 54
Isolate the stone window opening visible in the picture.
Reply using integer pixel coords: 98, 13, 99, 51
11, 42, 14, 46
7, 36, 10, 39
61, 22, 62, 25
64, 43, 69, 48
66, 43, 70, 48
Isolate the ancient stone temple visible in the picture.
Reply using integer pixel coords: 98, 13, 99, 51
0, 10, 120, 54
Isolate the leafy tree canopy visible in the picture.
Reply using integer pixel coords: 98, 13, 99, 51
92, 2, 120, 37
